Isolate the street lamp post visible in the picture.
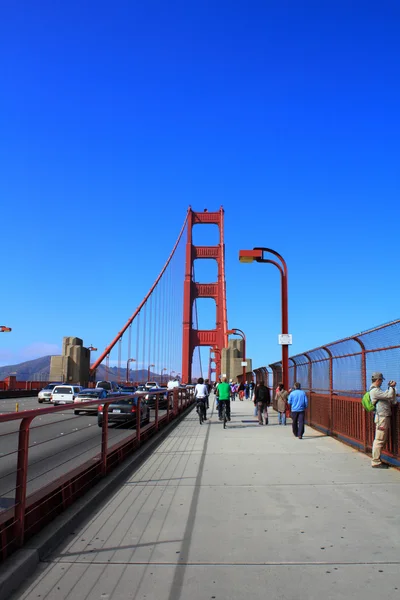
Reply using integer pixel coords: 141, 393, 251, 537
170, 370, 176, 381
226, 328, 247, 384
0, 326, 12, 332
161, 368, 167, 385
126, 358, 136, 383
148, 363, 155, 382
211, 347, 221, 381
239, 247, 290, 391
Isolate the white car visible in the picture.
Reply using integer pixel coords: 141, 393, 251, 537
38, 383, 64, 403
51, 385, 83, 405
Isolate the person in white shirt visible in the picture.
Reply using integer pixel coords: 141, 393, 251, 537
194, 377, 209, 420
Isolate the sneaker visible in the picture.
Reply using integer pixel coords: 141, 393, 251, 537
298, 436, 303, 439
258, 422, 263, 426
227, 417, 231, 421
219, 417, 222, 421
371, 463, 389, 469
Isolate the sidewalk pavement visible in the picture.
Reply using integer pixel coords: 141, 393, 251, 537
11, 397, 400, 600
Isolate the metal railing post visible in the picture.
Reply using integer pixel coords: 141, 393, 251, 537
14, 416, 33, 546
101, 402, 110, 476
136, 398, 141, 444
155, 395, 159, 431
167, 391, 171, 422
173, 388, 179, 415
354, 336, 367, 451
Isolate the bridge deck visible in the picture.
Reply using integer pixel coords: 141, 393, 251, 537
12, 396, 400, 600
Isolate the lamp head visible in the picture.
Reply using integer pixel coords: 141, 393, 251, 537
239, 249, 263, 263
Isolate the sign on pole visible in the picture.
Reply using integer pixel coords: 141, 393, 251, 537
278, 334, 292, 345
241, 361, 248, 367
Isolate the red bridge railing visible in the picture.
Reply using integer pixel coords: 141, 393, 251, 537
0, 387, 194, 562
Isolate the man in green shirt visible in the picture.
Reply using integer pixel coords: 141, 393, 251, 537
216, 376, 231, 421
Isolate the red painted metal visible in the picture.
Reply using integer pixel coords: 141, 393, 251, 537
155, 396, 159, 431
252, 248, 289, 392
101, 404, 109, 476
14, 417, 33, 546
182, 207, 228, 383
136, 398, 141, 444
0, 387, 195, 562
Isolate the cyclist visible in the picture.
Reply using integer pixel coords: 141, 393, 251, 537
216, 376, 231, 421
194, 377, 208, 420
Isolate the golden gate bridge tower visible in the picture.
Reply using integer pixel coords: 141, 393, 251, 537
181, 207, 228, 383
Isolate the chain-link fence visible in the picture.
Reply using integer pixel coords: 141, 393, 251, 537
254, 320, 400, 465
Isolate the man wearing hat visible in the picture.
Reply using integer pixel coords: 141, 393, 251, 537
370, 372, 397, 468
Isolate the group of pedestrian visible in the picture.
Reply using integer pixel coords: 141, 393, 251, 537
251, 380, 307, 437
228, 380, 255, 401
196, 370, 397, 469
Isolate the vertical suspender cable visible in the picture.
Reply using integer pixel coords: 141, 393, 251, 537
136, 312, 140, 385
118, 338, 122, 383
148, 293, 153, 377
142, 303, 147, 384
127, 324, 132, 379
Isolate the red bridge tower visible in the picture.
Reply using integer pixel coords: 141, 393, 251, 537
182, 207, 228, 383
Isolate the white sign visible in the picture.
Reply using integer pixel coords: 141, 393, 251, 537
241, 361, 248, 367
278, 334, 292, 345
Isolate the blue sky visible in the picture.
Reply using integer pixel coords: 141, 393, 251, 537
1, 1, 399, 375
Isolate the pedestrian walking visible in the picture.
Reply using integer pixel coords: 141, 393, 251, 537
238, 381, 245, 401
249, 381, 255, 401
276, 382, 289, 425
244, 381, 249, 399
253, 381, 271, 425
370, 372, 397, 468
288, 382, 308, 439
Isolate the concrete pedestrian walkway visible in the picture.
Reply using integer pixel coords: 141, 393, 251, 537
11, 397, 400, 600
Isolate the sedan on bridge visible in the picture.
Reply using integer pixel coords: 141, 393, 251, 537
142, 387, 171, 409
97, 395, 150, 428
74, 388, 108, 415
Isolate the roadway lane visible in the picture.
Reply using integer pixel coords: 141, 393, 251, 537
0, 396, 170, 507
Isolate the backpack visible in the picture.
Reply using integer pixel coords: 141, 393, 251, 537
361, 390, 375, 412
257, 385, 270, 403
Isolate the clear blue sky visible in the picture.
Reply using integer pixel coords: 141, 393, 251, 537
1, 1, 399, 373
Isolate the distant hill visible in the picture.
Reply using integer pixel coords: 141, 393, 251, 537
0, 356, 51, 381
0, 356, 162, 383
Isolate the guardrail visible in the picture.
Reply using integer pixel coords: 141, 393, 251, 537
0, 386, 194, 562
306, 392, 399, 466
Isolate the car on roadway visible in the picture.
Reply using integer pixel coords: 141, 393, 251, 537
145, 381, 158, 390
73, 388, 108, 415
38, 382, 64, 403
95, 381, 120, 395
118, 385, 137, 394
97, 395, 150, 428
142, 386, 171, 409
51, 385, 83, 405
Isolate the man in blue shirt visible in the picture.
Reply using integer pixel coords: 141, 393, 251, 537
288, 382, 308, 439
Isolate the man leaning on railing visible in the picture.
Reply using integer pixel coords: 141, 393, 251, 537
370, 371, 397, 469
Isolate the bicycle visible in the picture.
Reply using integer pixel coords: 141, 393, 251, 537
196, 400, 206, 425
